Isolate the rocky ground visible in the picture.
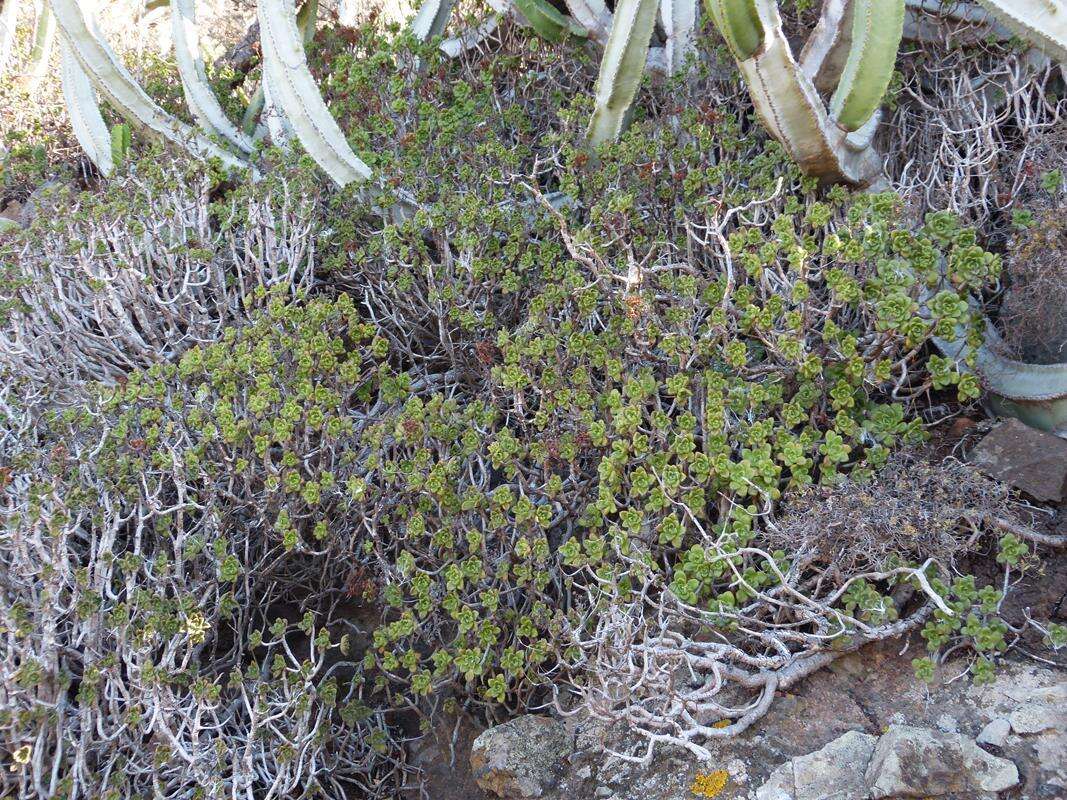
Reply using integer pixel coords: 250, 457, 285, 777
424, 646, 1065, 800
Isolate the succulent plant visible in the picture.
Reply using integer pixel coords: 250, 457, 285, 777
1, 0, 1060, 193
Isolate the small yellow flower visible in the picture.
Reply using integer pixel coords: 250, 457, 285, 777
10, 744, 31, 771
691, 769, 729, 798
184, 612, 210, 644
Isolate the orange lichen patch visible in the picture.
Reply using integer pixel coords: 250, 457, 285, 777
691, 769, 729, 798
711, 719, 731, 729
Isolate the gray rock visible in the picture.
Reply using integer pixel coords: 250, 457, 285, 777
935, 713, 958, 733
865, 724, 1019, 798
756, 730, 877, 800
969, 418, 1067, 502
1009, 703, 1065, 735
470, 715, 572, 798
976, 718, 1011, 747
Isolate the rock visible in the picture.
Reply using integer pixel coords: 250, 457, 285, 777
865, 725, 1019, 798
969, 418, 1067, 502
470, 715, 572, 799
1009, 703, 1065, 735
976, 718, 1011, 747
756, 730, 877, 800
934, 713, 958, 733
999, 681, 1067, 734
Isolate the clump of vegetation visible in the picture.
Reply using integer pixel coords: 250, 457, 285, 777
0, 7, 1064, 797
0, 152, 324, 394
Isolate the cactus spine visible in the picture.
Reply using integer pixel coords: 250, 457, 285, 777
828, 0, 904, 132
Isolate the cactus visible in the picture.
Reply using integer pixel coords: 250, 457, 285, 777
410, 0, 455, 41
0, 0, 20, 74
512, 0, 587, 42
25, 2, 55, 89
977, 0, 1067, 63
701, 0, 895, 186
660, 0, 698, 75
59, 37, 113, 175
48, 0, 245, 172
931, 297, 1067, 436
256, 0, 373, 187
243, 0, 317, 140
170, 0, 254, 154
828, 0, 905, 131
704, 0, 764, 59
587, 0, 660, 147
799, 0, 850, 90
439, 13, 501, 57
582, 0, 904, 183
562, 0, 612, 43
109, 122, 131, 167
411, 0, 507, 59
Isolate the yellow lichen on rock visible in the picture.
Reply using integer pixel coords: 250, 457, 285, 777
691, 769, 729, 798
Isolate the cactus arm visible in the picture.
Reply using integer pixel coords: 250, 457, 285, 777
586, 0, 659, 147
261, 75, 294, 144
110, 123, 131, 166
59, 37, 113, 175
241, 81, 265, 137
512, 0, 587, 42
256, 0, 372, 186
975, 0, 1067, 63
295, 0, 318, 44
244, 0, 315, 141
170, 0, 254, 153
660, 0, 698, 75
799, 0, 853, 92
704, 0, 764, 59
562, 0, 612, 43
828, 0, 904, 132
0, 0, 20, 74
717, 0, 883, 185
25, 2, 55, 89
47, 0, 245, 171
410, 0, 455, 41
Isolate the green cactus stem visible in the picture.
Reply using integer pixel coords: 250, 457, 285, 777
704, 0, 764, 60
829, 0, 905, 132
586, 0, 659, 147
